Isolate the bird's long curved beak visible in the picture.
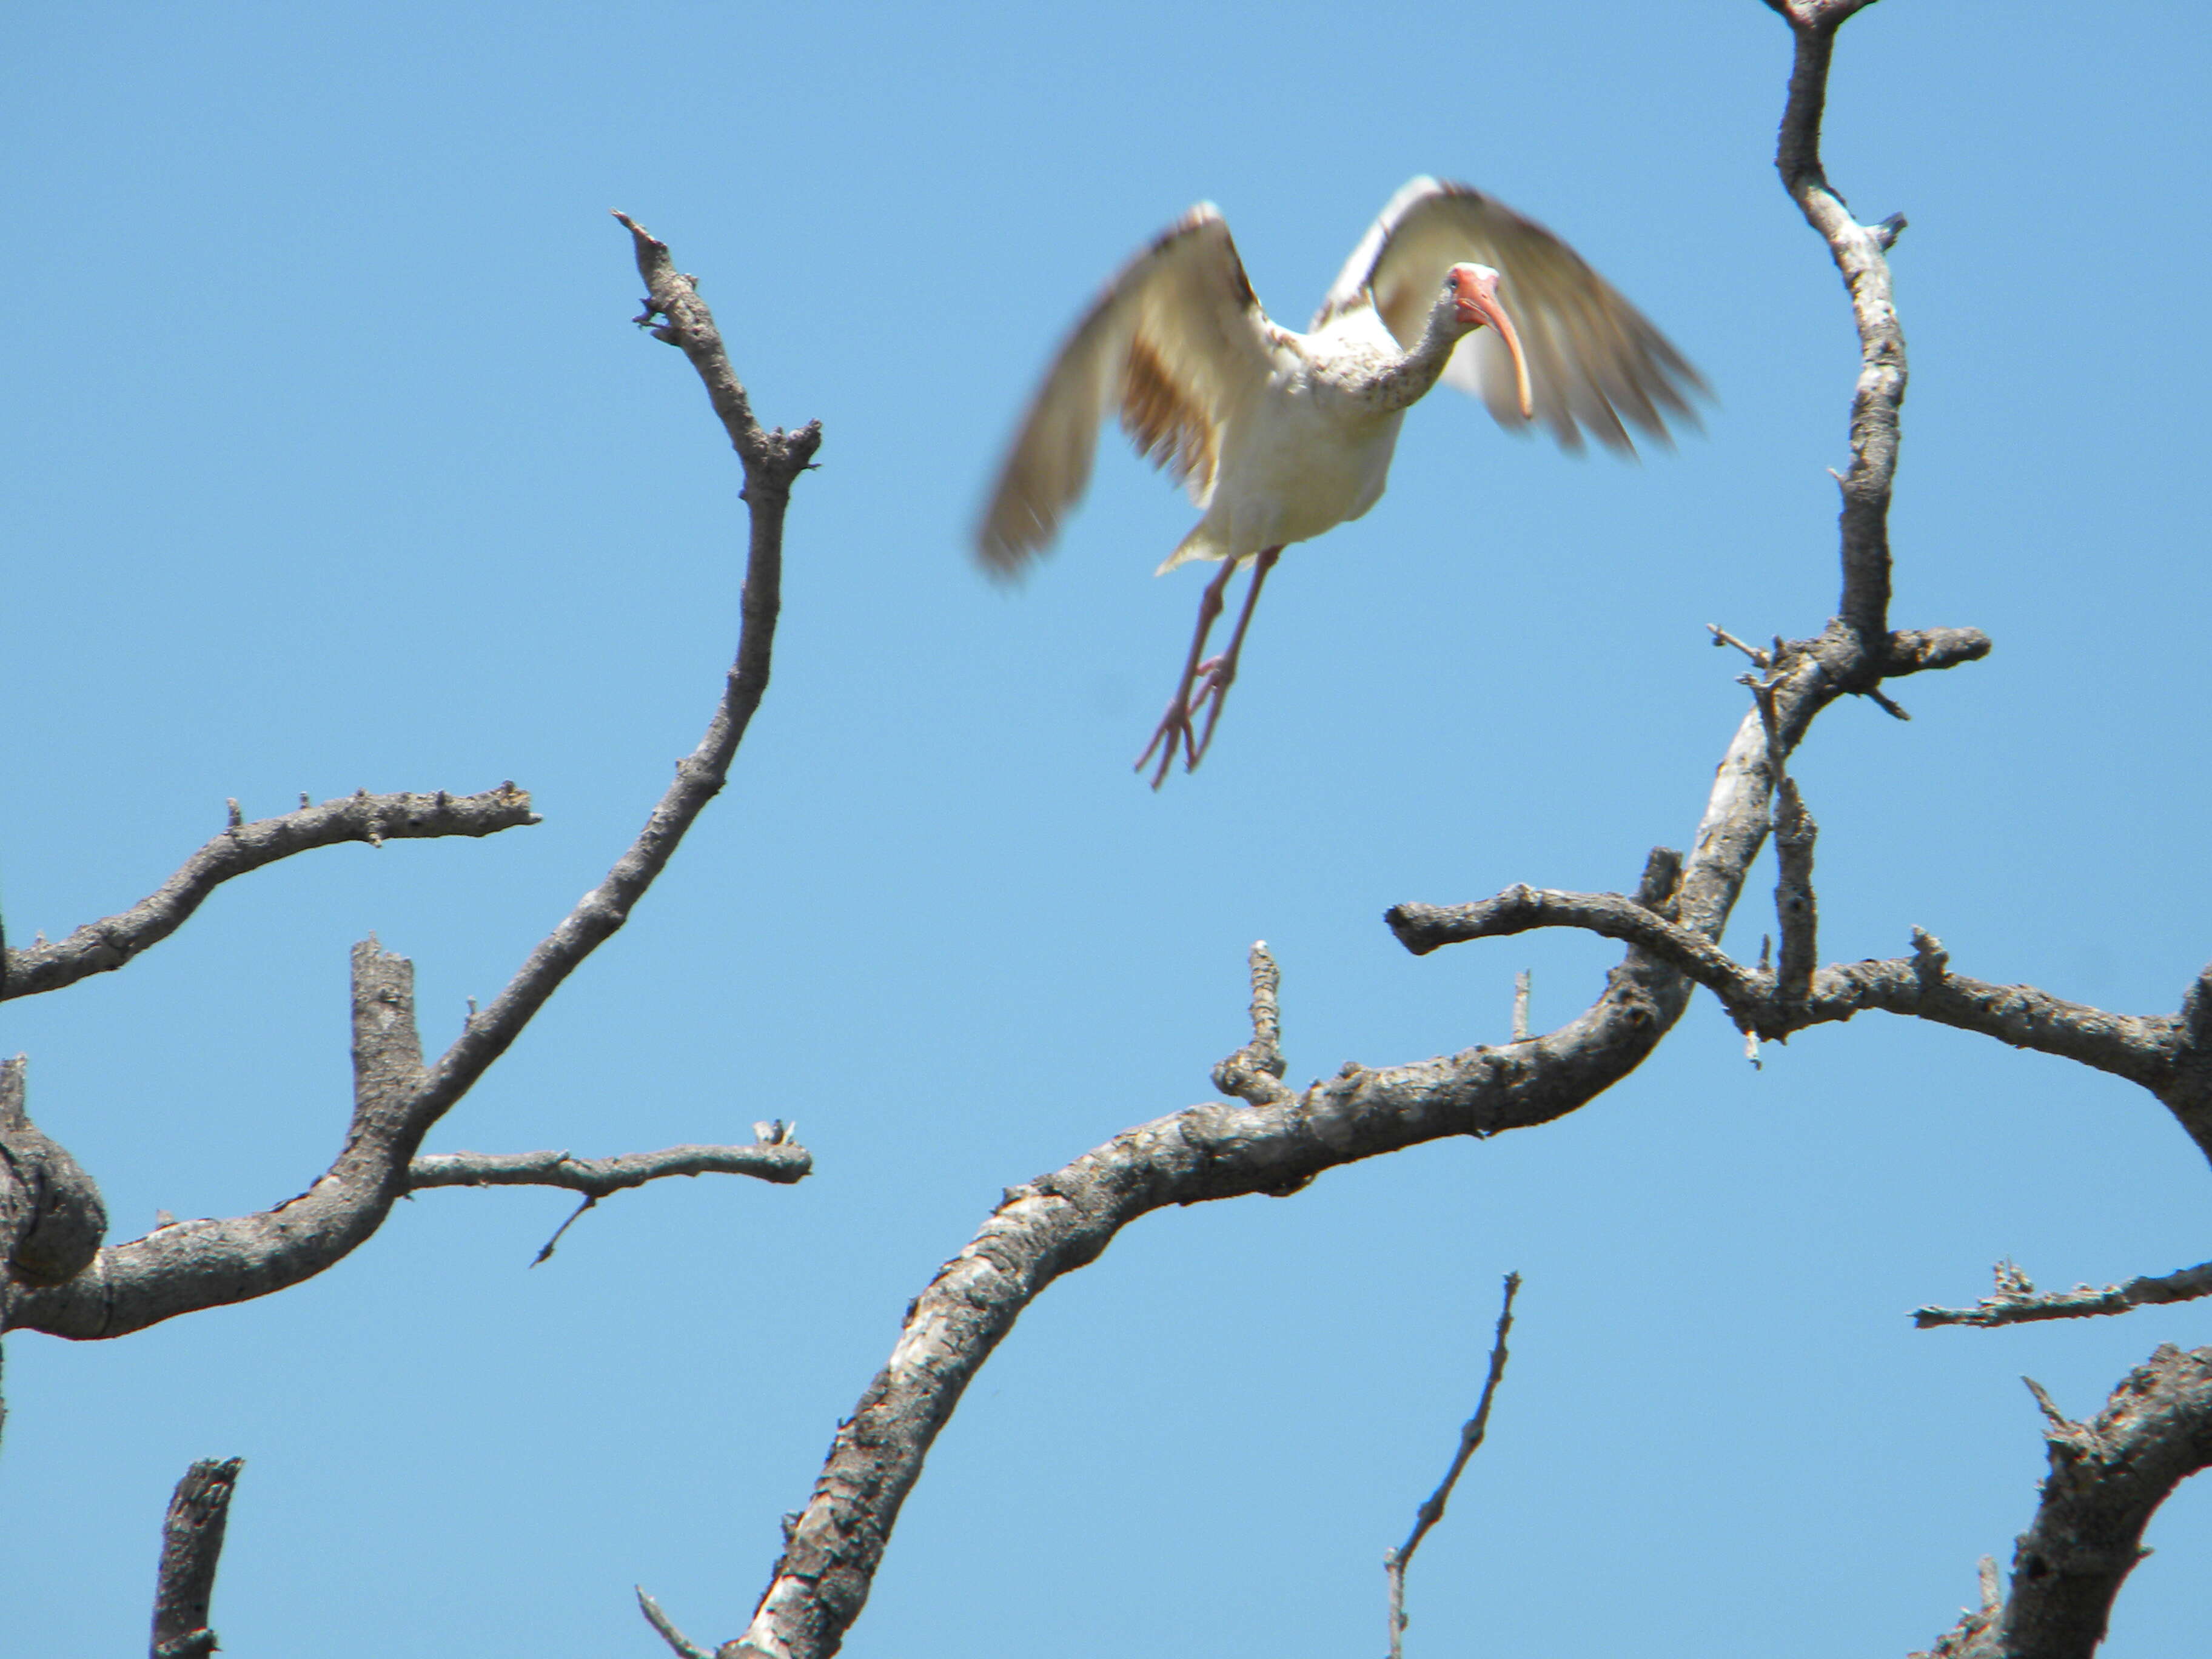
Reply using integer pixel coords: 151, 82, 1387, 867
1453, 268, 1535, 421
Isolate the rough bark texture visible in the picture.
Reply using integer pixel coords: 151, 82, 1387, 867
1, 216, 817, 1346
2, 785, 538, 1002
409, 1141, 812, 1196
1919, 1349, 2212, 1659
149, 1457, 243, 1659
0, 1057, 108, 1290
1387, 894, 2182, 1097
712, 10, 1996, 1651
1917, 1259, 2212, 1330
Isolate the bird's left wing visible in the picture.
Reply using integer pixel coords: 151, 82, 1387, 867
976, 205, 1275, 574
1315, 177, 1705, 453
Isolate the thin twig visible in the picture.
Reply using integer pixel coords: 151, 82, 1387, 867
530, 1196, 596, 1267
636, 1587, 716, 1659
1708, 623, 1771, 666
1510, 970, 1532, 1042
1385, 1273, 1522, 1659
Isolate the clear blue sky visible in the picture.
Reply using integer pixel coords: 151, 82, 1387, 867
5, 2, 2210, 1654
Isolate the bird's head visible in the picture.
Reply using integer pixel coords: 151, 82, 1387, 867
1444, 263, 1533, 420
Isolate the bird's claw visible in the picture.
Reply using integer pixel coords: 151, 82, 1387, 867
1136, 656, 1234, 788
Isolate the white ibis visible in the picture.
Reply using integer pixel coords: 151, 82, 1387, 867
976, 176, 1705, 787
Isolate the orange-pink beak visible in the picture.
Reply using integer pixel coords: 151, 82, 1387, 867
1450, 266, 1534, 421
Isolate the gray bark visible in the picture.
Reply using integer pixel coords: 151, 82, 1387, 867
1, 213, 818, 1348
149, 1457, 243, 1659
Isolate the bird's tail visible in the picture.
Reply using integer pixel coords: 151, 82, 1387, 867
1155, 523, 1229, 575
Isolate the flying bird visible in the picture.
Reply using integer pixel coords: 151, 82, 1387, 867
974, 176, 1706, 787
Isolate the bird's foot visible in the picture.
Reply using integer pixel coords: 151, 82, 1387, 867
1135, 655, 1230, 789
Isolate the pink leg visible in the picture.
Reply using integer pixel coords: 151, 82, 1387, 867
1136, 554, 1242, 789
1134, 548, 1282, 788
1187, 546, 1280, 769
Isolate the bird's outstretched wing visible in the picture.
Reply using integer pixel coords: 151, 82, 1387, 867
1314, 176, 1706, 453
976, 206, 1276, 574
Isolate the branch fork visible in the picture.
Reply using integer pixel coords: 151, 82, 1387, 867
1212, 942, 1294, 1107
3, 217, 819, 1344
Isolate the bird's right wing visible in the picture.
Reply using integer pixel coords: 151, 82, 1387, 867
976, 206, 1276, 575
1315, 177, 1705, 453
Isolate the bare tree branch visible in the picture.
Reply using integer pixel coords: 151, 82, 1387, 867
406, 215, 822, 1127
1770, 778, 1818, 1010
717, 682, 1864, 1658
1389, 884, 1751, 991
1916, 1347, 2212, 1659
1385, 1273, 1521, 1659
1211, 941, 1294, 1107
412, 1139, 813, 1269
2, 785, 538, 1001
1916, 1259, 2212, 1330
150, 1456, 243, 1659
707, 13, 1988, 1641
1888, 626, 1991, 677
1767, 0, 1901, 649
2, 220, 817, 1342
408, 1141, 811, 1195
638, 1586, 717, 1659
1389, 890, 2180, 1093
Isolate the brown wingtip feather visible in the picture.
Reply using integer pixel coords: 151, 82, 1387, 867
1121, 335, 1219, 495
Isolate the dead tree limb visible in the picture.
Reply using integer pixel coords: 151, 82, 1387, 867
1210, 941, 1293, 1107
637, 1587, 718, 1659
1389, 899, 2173, 1074
2, 218, 817, 1342
1917, 1348, 2212, 1659
1916, 1259, 2212, 1330
408, 1139, 812, 1196
1385, 1273, 1521, 1659
2, 785, 538, 1001
706, 7, 1983, 1654
149, 1456, 243, 1659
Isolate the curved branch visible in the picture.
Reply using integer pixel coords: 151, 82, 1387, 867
1387, 885, 1756, 997
699, 16, 1977, 1653
1389, 890, 2175, 1088
1921, 1346, 2212, 1659
409, 217, 821, 1123
725, 714, 1806, 1657
4, 221, 814, 1341
732, 960, 1683, 1658
2, 786, 538, 1001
